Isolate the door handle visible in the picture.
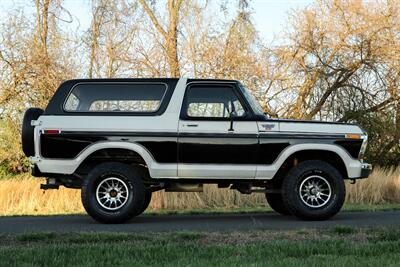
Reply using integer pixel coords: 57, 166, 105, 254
186, 124, 198, 127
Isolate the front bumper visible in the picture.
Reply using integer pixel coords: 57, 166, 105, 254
358, 163, 372, 179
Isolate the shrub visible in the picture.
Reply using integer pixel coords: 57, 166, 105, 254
0, 118, 30, 174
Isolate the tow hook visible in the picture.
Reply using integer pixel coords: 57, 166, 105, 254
350, 179, 356, 184
40, 178, 60, 190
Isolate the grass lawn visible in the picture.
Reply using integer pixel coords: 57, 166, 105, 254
0, 227, 399, 266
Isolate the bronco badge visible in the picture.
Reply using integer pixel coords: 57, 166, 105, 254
261, 123, 275, 131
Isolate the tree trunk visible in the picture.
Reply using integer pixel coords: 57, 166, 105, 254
166, 0, 180, 77
139, 0, 181, 77
35, 0, 51, 62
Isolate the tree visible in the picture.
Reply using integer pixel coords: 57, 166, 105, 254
0, 0, 78, 173
86, 0, 139, 78
266, 0, 399, 119
179, 0, 268, 97
1, 0, 399, 171
264, 0, 400, 165
138, 0, 183, 77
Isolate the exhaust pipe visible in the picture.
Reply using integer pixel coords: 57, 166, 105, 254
165, 183, 203, 192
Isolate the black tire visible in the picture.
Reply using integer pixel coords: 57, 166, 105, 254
282, 160, 345, 221
81, 162, 145, 224
133, 165, 152, 216
135, 189, 152, 216
266, 193, 291, 215
21, 108, 43, 157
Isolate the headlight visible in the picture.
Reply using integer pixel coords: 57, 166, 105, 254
358, 134, 368, 160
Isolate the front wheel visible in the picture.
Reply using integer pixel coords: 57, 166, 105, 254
81, 162, 145, 223
282, 160, 345, 221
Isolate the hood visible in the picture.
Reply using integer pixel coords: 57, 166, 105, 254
278, 119, 364, 135
262, 118, 365, 135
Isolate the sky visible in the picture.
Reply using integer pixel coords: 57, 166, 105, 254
252, 0, 313, 41
0, 0, 313, 42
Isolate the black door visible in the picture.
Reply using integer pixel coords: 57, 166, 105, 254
177, 83, 259, 178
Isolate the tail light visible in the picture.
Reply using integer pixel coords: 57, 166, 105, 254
43, 129, 61, 134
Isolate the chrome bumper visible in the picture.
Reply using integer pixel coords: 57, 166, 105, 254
359, 163, 372, 179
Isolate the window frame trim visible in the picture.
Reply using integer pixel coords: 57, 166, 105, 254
62, 82, 168, 115
179, 81, 256, 121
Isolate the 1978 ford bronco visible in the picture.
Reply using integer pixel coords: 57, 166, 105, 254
22, 78, 372, 223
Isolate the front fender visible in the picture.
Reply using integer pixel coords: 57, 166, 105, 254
256, 143, 363, 179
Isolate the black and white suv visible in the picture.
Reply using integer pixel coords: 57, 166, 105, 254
22, 78, 372, 223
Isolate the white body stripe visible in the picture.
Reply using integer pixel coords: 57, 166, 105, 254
278, 122, 363, 134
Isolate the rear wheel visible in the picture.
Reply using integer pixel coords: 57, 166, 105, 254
81, 162, 145, 223
282, 160, 345, 221
266, 193, 291, 215
134, 165, 152, 216
135, 189, 152, 216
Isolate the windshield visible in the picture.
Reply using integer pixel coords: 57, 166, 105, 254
238, 83, 264, 116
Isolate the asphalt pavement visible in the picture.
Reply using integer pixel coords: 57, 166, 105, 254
0, 211, 399, 234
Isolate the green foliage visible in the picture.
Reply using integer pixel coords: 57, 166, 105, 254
0, 118, 30, 174
355, 111, 400, 167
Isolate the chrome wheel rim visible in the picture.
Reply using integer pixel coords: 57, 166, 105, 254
299, 175, 332, 208
96, 177, 129, 211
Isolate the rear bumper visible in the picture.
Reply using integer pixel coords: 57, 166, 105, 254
31, 164, 43, 177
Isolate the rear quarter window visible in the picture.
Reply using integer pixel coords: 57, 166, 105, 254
64, 83, 167, 113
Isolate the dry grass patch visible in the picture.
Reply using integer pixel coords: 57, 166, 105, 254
0, 166, 398, 216
346, 166, 400, 204
0, 174, 83, 216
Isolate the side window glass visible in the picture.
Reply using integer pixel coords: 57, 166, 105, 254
183, 85, 246, 119
64, 83, 166, 112
233, 100, 245, 117
187, 102, 228, 118
64, 93, 80, 111
89, 100, 160, 112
